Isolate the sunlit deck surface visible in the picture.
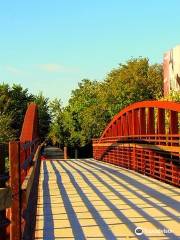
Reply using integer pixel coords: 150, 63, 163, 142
35, 157, 180, 239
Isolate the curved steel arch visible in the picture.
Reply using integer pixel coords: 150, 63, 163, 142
20, 103, 39, 142
93, 100, 180, 187
99, 100, 180, 142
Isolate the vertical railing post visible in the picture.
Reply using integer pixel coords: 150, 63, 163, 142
139, 108, 146, 136
170, 110, 178, 134
147, 108, 155, 132
122, 114, 128, 137
9, 141, 21, 240
117, 119, 121, 137
127, 111, 133, 136
132, 145, 136, 170
147, 108, 155, 143
125, 113, 129, 137
118, 118, 123, 138
64, 146, 68, 160
157, 109, 165, 134
157, 109, 165, 144
132, 109, 139, 137
170, 110, 178, 146
112, 122, 117, 137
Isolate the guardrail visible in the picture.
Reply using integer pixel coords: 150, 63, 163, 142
0, 140, 41, 240
9, 139, 41, 240
0, 103, 40, 240
21, 143, 42, 240
0, 143, 11, 240
93, 101, 180, 187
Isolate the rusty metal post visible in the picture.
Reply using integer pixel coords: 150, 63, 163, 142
127, 111, 132, 136
122, 114, 128, 136
170, 110, 178, 134
147, 108, 155, 144
147, 108, 155, 134
139, 108, 146, 135
157, 109, 165, 145
132, 109, 139, 136
117, 119, 121, 136
9, 141, 21, 240
118, 119, 123, 137
132, 145, 136, 170
64, 146, 68, 160
169, 110, 178, 147
157, 109, 165, 134
125, 113, 129, 136
112, 122, 117, 137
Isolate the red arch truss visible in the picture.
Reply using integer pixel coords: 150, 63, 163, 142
18, 102, 39, 182
93, 101, 180, 186
20, 103, 39, 142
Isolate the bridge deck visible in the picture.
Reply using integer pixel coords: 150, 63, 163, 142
35, 157, 180, 239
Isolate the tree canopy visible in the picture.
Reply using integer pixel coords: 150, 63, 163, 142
0, 57, 164, 146
48, 57, 163, 147
0, 84, 51, 142
34, 92, 51, 140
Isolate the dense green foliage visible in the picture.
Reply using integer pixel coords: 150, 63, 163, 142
0, 84, 51, 142
62, 79, 109, 147
161, 90, 180, 102
49, 57, 163, 147
34, 92, 51, 140
102, 58, 163, 117
0, 57, 164, 146
48, 98, 66, 146
0, 84, 34, 141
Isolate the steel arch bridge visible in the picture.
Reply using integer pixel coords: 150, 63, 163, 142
0, 100, 180, 240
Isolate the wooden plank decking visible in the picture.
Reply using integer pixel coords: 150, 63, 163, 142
35, 156, 180, 239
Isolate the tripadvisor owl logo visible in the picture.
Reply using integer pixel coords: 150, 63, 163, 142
135, 227, 143, 236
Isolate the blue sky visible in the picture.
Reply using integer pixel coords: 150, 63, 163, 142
0, 0, 180, 104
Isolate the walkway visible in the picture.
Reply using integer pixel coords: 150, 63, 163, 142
35, 155, 180, 239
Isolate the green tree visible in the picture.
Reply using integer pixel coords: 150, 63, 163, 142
34, 92, 51, 140
102, 57, 163, 117
0, 84, 51, 142
0, 113, 15, 142
0, 84, 11, 115
48, 98, 66, 146
63, 79, 109, 147
9, 84, 34, 136
161, 90, 180, 102
0, 83, 34, 140
62, 58, 163, 147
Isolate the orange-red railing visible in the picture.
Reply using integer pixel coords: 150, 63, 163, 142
8, 103, 40, 240
93, 101, 180, 187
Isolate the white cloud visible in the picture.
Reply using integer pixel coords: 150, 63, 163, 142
38, 63, 79, 73
5, 65, 24, 75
